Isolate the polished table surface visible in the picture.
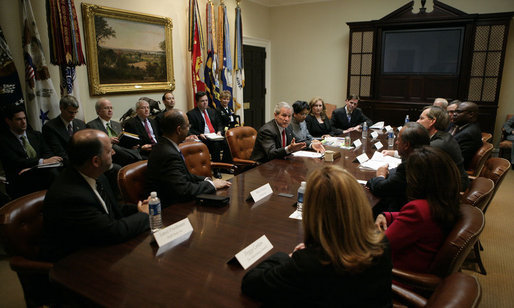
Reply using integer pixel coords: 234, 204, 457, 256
50, 131, 392, 307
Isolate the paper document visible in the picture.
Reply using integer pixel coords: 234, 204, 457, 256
360, 152, 401, 170
37, 162, 63, 169
204, 133, 224, 140
292, 151, 323, 158
370, 121, 385, 129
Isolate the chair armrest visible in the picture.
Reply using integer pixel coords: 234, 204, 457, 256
10, 256, 53, 274
392, 283, 428, 307
233, 158, 258, 166
392, 268, 442, 292
211, 162, 237, 173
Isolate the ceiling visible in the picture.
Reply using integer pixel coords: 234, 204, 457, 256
247, 0, 332, 7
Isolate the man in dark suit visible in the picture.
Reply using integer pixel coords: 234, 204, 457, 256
451, 101, 483, 169
87, 98, 141, 166
42, 95, 86, 163
367, 122, 429, 214
0, 106, 63, 198
40, 129, 149, 261
331, 95, 373, 132
146, 109, 231, 205
123, 98, 160, 159
250, 102, 308, 163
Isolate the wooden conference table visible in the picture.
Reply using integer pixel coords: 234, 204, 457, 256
50, 131, 391, 307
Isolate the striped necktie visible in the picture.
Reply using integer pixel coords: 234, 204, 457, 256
21, 136, 37, 159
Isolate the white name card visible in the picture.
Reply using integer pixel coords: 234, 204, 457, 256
374, 142, 383, 150
353, 139, 362, 148
234, 235, 273, 270
153, 218, 193, 248
396, 126, 402, 132
370, 131, 379, 139
384, 125, 393, 132
356, 153, 369, 164
250, 183, 273, 203
289, 210, 302, 220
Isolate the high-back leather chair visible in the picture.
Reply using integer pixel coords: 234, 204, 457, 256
225, 126, 258, 173
117, 160, 148, 204
0, 190, 54, 306
466, 142, 493, 176
393, 272, 481, 308
179, 141, 234, 178
478, 157, 511, 212
392, 204, 484, 294
481, 132, 492, 143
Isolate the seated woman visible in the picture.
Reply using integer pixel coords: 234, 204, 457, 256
242, 165, 392, 306
305, 97, 341, 137
375, 146, 461, 274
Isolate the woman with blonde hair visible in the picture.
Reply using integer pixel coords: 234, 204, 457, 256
242, 165, 392, 306
305, 97, 342, 137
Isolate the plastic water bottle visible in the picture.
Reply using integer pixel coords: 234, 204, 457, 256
388, 131, 395, 148
297, 181, 306, 212
404, 115, 410, 124
362, 121, 368, 139
149, 191, 163, 232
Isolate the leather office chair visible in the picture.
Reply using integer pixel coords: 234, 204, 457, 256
117, 160, 148, 204
480, 132, 492, 143
499, 114, 513, 160
225, 126, 258, 174
325, 103, 337, 119
393, 272, 481, 308
392, 204, 484, 296
466, 142, 493, 177
179, 141, 235, 178
478, 157, 511, 212
0, 190, 54, 307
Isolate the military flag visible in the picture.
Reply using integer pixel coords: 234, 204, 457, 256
233, 3, 245, 124
204, 1, 220, 109
219, 3, 233, 107
189, 0, 205, 102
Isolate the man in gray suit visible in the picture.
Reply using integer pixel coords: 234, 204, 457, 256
87, 98, 141, 166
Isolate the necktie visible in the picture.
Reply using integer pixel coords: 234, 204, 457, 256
282, 129, 286, 148
347, 114, 351, 124
21, 136, 37, 159
96, 180, 111, 214
67, 123, 73, 137
144, 120, 156, 144
106, 122, 116, 137
203, 110, 215, 133
451, 125, 459, 136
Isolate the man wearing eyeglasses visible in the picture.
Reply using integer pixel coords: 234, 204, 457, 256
451, 101, 482, 168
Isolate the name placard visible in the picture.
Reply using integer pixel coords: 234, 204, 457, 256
353, 139, 362, 148
356, 153, 369, 164
153, 218, 193, 248
396, 126, 402, 132
374, 142, 383, 150
233, 235, 273, 270
370, 131, 379, 139
250, 183, 273, 203
385, 125, 393, 132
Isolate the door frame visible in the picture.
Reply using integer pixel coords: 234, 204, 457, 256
243, 36, 271, 122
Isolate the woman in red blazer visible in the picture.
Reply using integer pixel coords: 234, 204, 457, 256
375, 146, 461, 273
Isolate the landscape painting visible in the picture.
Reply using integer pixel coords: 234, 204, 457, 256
82, 4, 175, 95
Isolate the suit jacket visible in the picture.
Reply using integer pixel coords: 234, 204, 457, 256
383, 199, 446, 274
305, 114, 341, 137
250, 120, 294, 163
453, 122, 482, 169
242, 239, 392, 307
146, 137, 215, 205
40, 167, 149, 261
367, 162, 407, 212
216, 106, 238, 130
289, 118, 313, 145
187, 107, 223, 136
504, 116, 514, 135
330, 107, 373, 130
430, 131, 469, 191
42, 116, 86, 160
123, 116, 160, 145
86, 117, 122, 135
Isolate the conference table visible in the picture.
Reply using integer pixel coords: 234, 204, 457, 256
49, 130, 393, 307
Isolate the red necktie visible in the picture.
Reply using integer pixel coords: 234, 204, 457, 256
203, 110, 215, 133
144, 119, 156, 143
282, 129, 286, 148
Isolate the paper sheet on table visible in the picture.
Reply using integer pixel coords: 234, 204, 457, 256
360, 152, 401, 170
204, 133, 224, 140
292, 151, 323, 158
370, 121, 385, 129
289, 210, 302, 220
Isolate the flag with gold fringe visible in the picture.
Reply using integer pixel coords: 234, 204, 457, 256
219, 3, 233, 107
204, 1, 220, 109
189, 0, 205, 102
21, 0, 60, 131
233, 3, 244, 125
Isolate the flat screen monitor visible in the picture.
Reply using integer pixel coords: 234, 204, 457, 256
382, 27, 464, 75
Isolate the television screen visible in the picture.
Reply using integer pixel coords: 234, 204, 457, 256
382, 27, 464, 75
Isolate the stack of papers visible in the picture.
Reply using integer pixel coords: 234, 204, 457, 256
359, 152, 401, 170
204, 133, 224, 141
291, 151, 323, 158
370, 121, 384, 129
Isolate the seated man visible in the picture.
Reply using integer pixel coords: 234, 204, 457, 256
217, 90, 239, 130
155, 91, 175, 128
40, 129, 149, 261
433, 97, 448, 110
87, 98, 141, 166
503, 115, 514, 167
290, 100, 325, 151
251, 102, 323, 163
0, 106, 62, 198
42, 95, 86, 163
367, 122, 430, 214
451, 101, 483, 169
445, 100, 460, 132
331, 94, 372, 133
146, 109, 231, 205
123, 98, 159, 159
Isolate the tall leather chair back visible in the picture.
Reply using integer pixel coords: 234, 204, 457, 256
118, 160, 148, 204
478, 157, 511, 212
226, 126, 257, 161
179, 141, 213, 178
466, 142, 493, 177
461, 177, 494, 211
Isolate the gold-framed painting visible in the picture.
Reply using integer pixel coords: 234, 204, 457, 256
81, 3, 174, 95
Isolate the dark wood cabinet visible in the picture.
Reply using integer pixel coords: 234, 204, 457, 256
347, 1, 513, 133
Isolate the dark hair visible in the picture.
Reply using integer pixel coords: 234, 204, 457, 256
195, 91, 208, 102
162, 91, 173, 101
292, 101, 309, 114
406, 146, 461, 232
401, 122, 430, 149
4, 105, 26, 120
59, 95, 79, 109
424, 106, 450, 131
346, 94, 360, 101
67, 130, 103, 167
160, 109, 186, 135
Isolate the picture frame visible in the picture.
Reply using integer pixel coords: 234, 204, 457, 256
81, 3, 175, 95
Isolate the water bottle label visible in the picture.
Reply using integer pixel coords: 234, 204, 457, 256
297, 192, 304, 204
149, 202, 161, 216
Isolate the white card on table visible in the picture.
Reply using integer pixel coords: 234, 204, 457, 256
289, 210, 302, 220
356, 153, 369, 164
234, 235, 273, 270
396, 126, 402, 132
353, 139, 362, 148
370, 131, 379, 139
153, 218, 193, 248
250, 183, 273, 203
374, 141, 383, 150
384, 125, 393, 132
